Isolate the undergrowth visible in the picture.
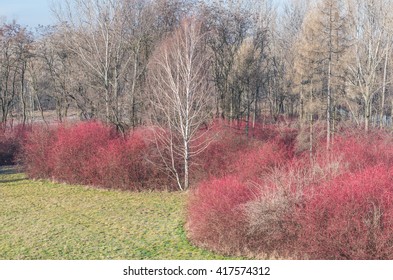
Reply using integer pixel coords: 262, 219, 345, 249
18, 120, 393, 259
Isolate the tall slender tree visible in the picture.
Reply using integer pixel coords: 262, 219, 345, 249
347, 0, 393, 131
148, 18, 213, 190
295, 0, 351, 147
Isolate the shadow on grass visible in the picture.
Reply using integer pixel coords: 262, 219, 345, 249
0, 165, 21, 175
0, 178, 27, 184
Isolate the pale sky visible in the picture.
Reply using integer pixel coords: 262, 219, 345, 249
0, 0, 53, 27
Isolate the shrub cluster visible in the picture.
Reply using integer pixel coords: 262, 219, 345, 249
187, 176, 257, 254
297, 165, 393, 259
187, 126, 393, 259
193, 122, 252, 179
188, 123, 298, 256
19, 119, 393, 259
0, 125, 29, 166
21, 122, 173, 191
193, 121, 296, 180
21, 125, 56, 177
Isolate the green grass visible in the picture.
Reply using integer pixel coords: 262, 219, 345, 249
0, 166, 231, 260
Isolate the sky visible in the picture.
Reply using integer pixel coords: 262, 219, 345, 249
0, 0, 54, 28
0, 0, 288, 29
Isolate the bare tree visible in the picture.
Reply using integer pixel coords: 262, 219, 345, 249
0, 21, 32, 128
53, 0, 136, 130
34, 26, 75, 122
148, 18, 213, 190
201, 1, 250, 120
280, 0, 309, 122
347, 0, 393, 131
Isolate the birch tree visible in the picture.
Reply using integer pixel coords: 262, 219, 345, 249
148, 18, 213, 190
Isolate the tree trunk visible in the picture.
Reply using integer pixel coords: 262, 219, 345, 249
327, 59, 332, 149
246, 91, 251, 137
365, 98, 371, 132
130, 55, 138, 129
252, 86, 259, 129
20, 63, 27, 126
309, 87, 314, 164
380, 48, 389, 129
184, 140, 189, 190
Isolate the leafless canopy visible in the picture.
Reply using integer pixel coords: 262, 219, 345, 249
148, 18, 213, 190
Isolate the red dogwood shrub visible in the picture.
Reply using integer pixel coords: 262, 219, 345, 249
21, 125, 56, 178
93, 129, 174, 191
193, 120, 298, 181
315, 130, 393, 172
20, 122, 175, 190
49, 122, 115, 185
0, 131, 18, 165
234, 141, 290, 182
194, 122, 251, 179
296, 165, 393, 259
187, 176, 257, 255
187, 127, 393, 259
0, 124, 30, 166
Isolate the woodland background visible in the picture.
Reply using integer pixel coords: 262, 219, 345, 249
1, 0, 393, 134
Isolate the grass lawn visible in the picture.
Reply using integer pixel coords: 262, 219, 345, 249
0, 166, 230, 260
